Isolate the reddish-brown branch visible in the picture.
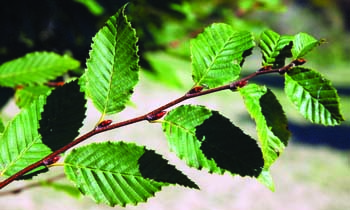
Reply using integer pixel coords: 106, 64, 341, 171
0, 59, 304, 190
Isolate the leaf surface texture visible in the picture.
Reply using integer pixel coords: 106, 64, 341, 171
84, 5, 139, 115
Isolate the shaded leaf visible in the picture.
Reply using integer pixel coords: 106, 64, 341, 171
39, 80, 86, 151
195, 111, 264, 177
162, 105, 223, 173
138, 149, 198, 189
64, 141, 196, 207
0, 52, 79, 87
15, 86, 52, 108
285, 67, 344, 125
240, 84, 289, 167
260, 88, 290, 146
191, 23, 254, 88
0, 96, 51, 177
292, 32, 322, 58
162, 105, 263, 177
259, 30, 293, 68
84, 5, 139, 115
0, 118, 4, 133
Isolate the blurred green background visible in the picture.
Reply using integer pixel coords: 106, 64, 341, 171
0, 0, 349, 209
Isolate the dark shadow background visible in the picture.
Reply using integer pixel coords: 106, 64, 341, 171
0, 0, 185, 107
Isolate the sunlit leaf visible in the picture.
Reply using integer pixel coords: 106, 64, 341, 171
15, 86, 52, 108
162, 105, 222, 173
84, 5, 139, 115
257, 169, 275, 191
0, 96, 51, 177
0, 52, 79, 87
75, 0, 104, 15
285, 67, 344, 125
240, 84, 289, 167
259, 29, 293, 68
64, 141, 197, 207
292, 32, 322, 58
260, 88, 290, 146
162, 105, 263, 177
191, 23, 254, 88
143, 51, 190, 89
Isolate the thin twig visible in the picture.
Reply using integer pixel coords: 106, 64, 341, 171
0, 173, 66, 196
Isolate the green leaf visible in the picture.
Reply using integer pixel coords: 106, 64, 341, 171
257, 169, 275, 191
64, 141, 196, 207
191, 23, 254, 88
195, 111, 264, 177
259, 30, 293, 68
40, 181, 82, 198
84, 5, 139, 115
39, 80, 87, 151
162, 105, 263, 177
239, 84, 289, 167
260, 88, 290, 146
74, 0, 104, 16
162, 105, 223, 173
0, 118, 4, 133
15, 86, 52, 108
0, 96, 51, 177
285, 67, 344, 125
138, 149, 198, 189
143, 51, 190, 89
292, 32, 322, 58
239, 0, 286, 11
0, 52, 80, 87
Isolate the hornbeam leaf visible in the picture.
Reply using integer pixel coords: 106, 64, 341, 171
257, 169, 275, 191
162, 105, 263, 177
15, 86, 52, 108
84, 5, 139, 115
240, 84, 289, 167
162, 105, 223, 173
0, 96, 51, 177
191, 23, 254, 88
260, 88, 290, 146
292, 32, 322, 58
195, 111, 264, 177
39, 80, 87, 151
285, 67, 344, 125
64, 142, 197, 207
0, 52, 80, 87
138, 149, 198, 189
259, 30, 293, 68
